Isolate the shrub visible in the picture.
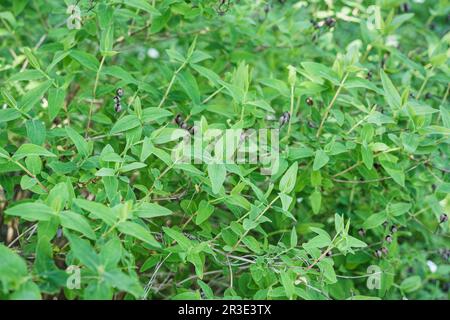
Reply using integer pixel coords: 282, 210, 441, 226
0, 0, 449, 300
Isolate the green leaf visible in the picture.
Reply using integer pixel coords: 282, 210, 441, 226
0, 244, 28, 290
279, 193, 293, 213
70, 50, 99, 72
9, 70, 44, 82
25, 120, 46, 146
363, 211, 387, 229
66, 127, 89, 158
207, 163, 226, 194
133, 202, 173, 219
120, 0, 160, 15
65, 232, 101, 271
381, 161, 405, 187
313, 150, 329, 171
388, 202, 411, 217
280, 271, 295, 299
120, 162, 147, 173
103, 66, 137, 84
290, 227, 298, 247
23, 47, 40, 69
9, 281, 42, 300
117, 221, 161, 248
103, 269, 144, 298
310, 190, 322, 214
361, 143, 373, 169
279, 161, 298, 193
0, 109, 21, 123
18, 80, 52, 112
73, 199, 117, 226
172, 291, 201, 300
110, 115, 141, 134
335, 213, 344, 234
100, 24, 114, 54
163, 227, 193, 250
150, 127, 187, 144
400, 276, 422, 293
13, 144, 55, 160
195, 200, 214, 225
380, 70, 401, 110
48, 88, 66, 121
141, 108, 172, 123
60, 211, 96, 240
178, 71, 200, 104
5, 202, 55, 221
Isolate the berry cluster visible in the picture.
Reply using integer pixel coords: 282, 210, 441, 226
113, 88, 124, 112
358, 224, 399, 259
174, 114, 195, 135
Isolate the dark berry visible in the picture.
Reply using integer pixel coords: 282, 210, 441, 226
116, 88, 124, 97
358, 228, 365, 237
440, 214, 448, 224
401, 3, 410, 13
374, 249, 383, 258
306, 97, 314, 106
114, 103, 122, 113
390, 225, 398, 233
279, 111, 290, 126
113, 96, 120, 104
325, 17, 336, 27
385, 234, 393, 243
381, 247, 389, 255
174, 114, 184, 126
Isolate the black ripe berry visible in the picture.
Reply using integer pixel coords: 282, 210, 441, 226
390, 225, 398, 233
381, 247, 389, 255
374, 249, 383, 258
325, 17, 336, 27
385, 234, 393, 243
382, 221, 388, 228
366, 71, 373, 80
425, 92, 432, 100
174, 114, 184, 126
306, 97, 314, 106
401, 3, 410, 13
279, 111, 290, 127
358, 228, 366, 237
114, 103, 122, 113
325, 250, 332, 257
116, 88, 124, 97
440, 214, 448, 224
113, 96, 120, 104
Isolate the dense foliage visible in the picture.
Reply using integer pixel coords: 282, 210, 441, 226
0, 0, 449, 300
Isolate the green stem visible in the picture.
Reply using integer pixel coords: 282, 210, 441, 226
316, 72, 349, 138
86, 55, 106, 137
